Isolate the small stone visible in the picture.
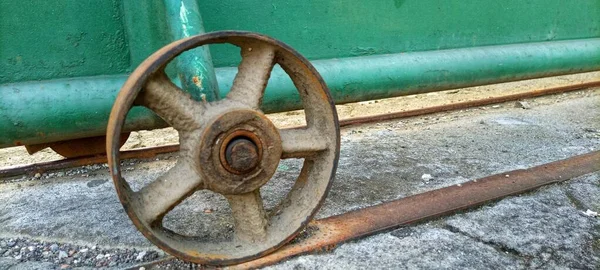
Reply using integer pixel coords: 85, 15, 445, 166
68, 250, 76, 256
80, 248, 88, 253
58, 251, 68, 259
515, 101, 531, 109
34, 173, 41, 178
582, 209, 598, 217
14, 254, 22, 260
421, 174, 434, 181
136, 251, 147, 261
204, 208, 213, 214
91, 245, 97, 250
42, 251, 50, 257
50, 244, 59, 251
96, 254, 104, 260
139, 267, 146, 270
492, 105, 501, 108
0, 241, 6, 248
27, 246, 35, 252
505, 174, 510, 178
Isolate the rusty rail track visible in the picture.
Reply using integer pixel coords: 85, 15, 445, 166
339, 80, 600, 127
0, 145, 180, 179
1, 80, 599, 178
131, 150, 600, 269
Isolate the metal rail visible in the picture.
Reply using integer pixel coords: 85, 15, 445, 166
131, 150, 600, 269
1, 80, 598, 178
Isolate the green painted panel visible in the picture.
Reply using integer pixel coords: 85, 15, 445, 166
198, 0, 600, 67
0, 0, 131, 84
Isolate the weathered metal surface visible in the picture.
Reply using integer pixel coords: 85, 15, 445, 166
0, 1, 130, 84
3, 0, 600, 85
197, 110, 282, 195
222, 133, 261, 174
163, 0, 220, 102
2, 38, 600, 148
0, 145, 180, 179
1, 80, 598, 178
25, 134, 130, 158
133, 150, 600, 269
199, 0, 600, 67
106, 31, 340, 265
0, 76, 166, 148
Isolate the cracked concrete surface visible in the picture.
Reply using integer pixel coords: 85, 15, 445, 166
0, 87, 599, 269
269, 173, 600, 270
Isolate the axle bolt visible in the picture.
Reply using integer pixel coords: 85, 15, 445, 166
224, 138, 260, 173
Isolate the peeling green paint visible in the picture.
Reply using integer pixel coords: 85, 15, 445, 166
164, 0, 220, 101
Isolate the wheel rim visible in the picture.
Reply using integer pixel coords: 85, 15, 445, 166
106, 31, 340, 266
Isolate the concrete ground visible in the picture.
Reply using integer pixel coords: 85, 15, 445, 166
0, 78, 599, 269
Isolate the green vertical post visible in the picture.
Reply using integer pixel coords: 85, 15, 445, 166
163, 0, 220, 101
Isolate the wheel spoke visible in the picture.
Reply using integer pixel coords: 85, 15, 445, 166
280, 127, 329, 159
135, 159, 203, 225
226, 44, 276, 109
137, 71, 203, 131
225, 190, 268, 243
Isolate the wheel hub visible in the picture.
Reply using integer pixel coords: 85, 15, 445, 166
198, 109, 282, 195
221, 131, 261, 174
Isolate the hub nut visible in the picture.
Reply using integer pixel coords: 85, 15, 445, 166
224, 137, 260, 174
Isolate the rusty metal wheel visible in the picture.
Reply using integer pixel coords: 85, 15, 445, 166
106, 31, 340, 266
